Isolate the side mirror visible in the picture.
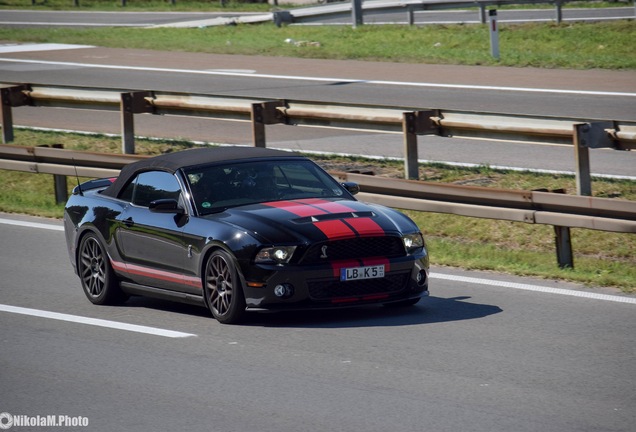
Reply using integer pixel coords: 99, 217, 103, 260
342, 182, 360, 196
149, 199, 185, 214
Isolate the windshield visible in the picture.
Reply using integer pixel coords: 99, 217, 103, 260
183, 159, 348, 215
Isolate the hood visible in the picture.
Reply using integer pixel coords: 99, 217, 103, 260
203, 198, 418, 245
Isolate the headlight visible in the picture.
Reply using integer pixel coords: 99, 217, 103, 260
255, 246, 297, 264
403, 233, 424, 254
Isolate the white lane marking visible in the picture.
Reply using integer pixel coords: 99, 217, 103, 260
0, 43, 94, 53
0, 304, 197, 338
0, 217, 64, 231
0, 57, 634, 98
430, 273, 636, 305
1, 218, 633, 304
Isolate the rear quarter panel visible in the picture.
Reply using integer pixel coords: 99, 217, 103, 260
63, 189, 127, 275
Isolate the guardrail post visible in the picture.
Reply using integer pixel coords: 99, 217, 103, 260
273, 11, 293, 27
1, 85, 30, 144
554, 225, 573, 269
544, 188, 574, 268
402, 110, 439, 180
251, 101, 285, 148
0, 91, 14, 144
36, 144, 69, 204
407, 6, 415, 26
573, 121, 614, 196
352, 0, 364, 28
555, 0, 563, 24
54, 173, 68, 204
573, 123, 592, 196
120, 92, 154, 154
479, 4, 487, 23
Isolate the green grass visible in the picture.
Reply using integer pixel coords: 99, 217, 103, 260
1, 129, 634, 292
0, 20, 634, 68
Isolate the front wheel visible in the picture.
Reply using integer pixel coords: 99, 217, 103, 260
77, 233, 126, 305
204, 250, 246, 324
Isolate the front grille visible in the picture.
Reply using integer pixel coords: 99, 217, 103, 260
300, 236, 405, 264
307, 272, 410, 301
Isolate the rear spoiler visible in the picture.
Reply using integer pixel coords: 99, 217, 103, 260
72, 177, 117, 195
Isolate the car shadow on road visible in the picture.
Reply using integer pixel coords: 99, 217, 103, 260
118, 294, 501, 328
247, 295, 502, 328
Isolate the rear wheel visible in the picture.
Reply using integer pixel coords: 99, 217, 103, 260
77, 233, 126, 305
204, 250, 246, 324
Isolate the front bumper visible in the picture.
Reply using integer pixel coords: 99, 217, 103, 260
241, 253, 429, 311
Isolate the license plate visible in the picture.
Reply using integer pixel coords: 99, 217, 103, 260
340, 265, 385, 281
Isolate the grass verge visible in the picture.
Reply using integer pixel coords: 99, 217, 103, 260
0, 20, 634, 69
1, 129, 634, 292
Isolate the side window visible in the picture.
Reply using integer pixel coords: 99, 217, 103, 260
119, 171, 182, 207
119, 178, 135, 202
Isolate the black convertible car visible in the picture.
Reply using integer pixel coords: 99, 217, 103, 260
64, 147, 429, 324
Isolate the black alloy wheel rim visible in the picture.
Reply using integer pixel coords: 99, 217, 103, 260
206, 254, 235, 317
80, 237, 106, 298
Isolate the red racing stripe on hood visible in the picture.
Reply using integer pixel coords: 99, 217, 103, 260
264, 199, 385, 240
343, 217, 385, 237
314, 220, 356, 240
299, 198, 356, 214
263, 200, 327, 217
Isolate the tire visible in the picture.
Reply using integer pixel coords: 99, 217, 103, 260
77, 233, 126, 305
204, 249, 246, 324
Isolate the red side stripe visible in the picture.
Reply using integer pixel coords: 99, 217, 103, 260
111, 259, 201, 289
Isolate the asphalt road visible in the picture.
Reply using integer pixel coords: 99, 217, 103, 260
0, 11, 635, 431
0, 10, 255, 28
0, 44, 635, 178
1, 214, 635, 431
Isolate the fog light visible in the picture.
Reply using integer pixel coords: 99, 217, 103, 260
274, 284, 294, 298
417, 270, 428, 286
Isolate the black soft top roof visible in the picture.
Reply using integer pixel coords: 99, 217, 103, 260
101, 147, 300, 198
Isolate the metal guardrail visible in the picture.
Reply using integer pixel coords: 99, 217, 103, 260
333, 171, 636, 232
272, 0, 636, 27
1, 82, 635, 198
0, 144, 635, 269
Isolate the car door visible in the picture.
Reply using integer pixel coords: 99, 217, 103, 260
115, 170, 191, 292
